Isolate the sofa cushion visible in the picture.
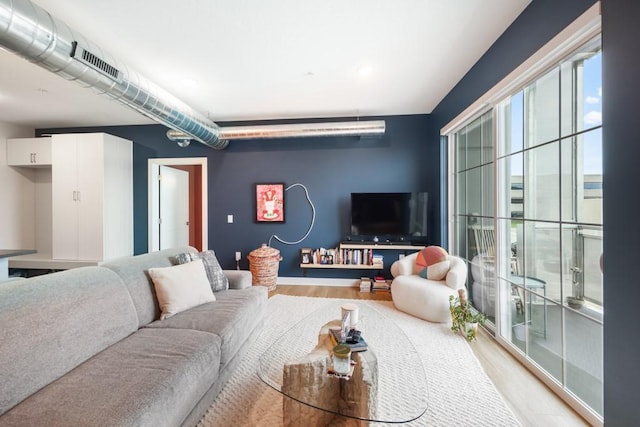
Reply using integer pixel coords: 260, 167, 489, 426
149, 258, 216, 319
0, 328, 221, 426
224, 269, 253, 290
145, 286, 268, 367
102, 246, 195, 327
0, 267, 138, 416
176, 249, 229, 291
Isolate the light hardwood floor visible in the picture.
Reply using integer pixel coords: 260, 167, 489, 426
270, 285, 591, 427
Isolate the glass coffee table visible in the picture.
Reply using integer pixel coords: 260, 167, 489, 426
257, 301, 428, 425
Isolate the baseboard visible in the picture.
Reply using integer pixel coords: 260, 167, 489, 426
276, 276, 359, 287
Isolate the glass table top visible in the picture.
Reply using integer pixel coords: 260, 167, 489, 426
257, 300, 428, 423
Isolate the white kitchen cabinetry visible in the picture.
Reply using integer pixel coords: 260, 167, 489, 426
7, 137, 52, 166
52, 133, 132, 261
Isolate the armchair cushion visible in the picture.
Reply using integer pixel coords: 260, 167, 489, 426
416, 246, 450, 280
445, 256, 468, 291
390, 252, 419, 277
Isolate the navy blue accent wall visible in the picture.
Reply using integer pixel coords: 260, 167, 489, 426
39, 114, 431, 277
602, 1, 640, 424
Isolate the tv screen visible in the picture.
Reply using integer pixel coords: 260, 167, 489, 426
350, 192, 428, 243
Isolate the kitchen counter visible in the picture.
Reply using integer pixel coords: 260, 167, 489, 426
8, 252, 100, 271
0, 249, 36, 280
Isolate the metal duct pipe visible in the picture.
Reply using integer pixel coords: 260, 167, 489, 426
0, 0, 386, 149
166, 120, 386, 143
0, 0, 227, 149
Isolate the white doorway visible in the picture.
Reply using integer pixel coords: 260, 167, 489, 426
159, 165, 189, 249
148, 158, 208, 252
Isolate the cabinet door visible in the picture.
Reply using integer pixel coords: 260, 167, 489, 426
7, 137, 52, 166
51, 133, 130, 261
52, 135, 80, 260
76, 135, 104, 261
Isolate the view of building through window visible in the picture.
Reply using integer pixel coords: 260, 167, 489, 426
451, 37, 603, 418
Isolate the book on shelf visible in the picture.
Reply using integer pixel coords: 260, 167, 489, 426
328, 327, 368, 352
359, 277, 371, 293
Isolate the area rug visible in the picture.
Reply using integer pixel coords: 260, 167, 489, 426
198, 295, 520, 426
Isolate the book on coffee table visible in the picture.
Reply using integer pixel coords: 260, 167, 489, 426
328, 327, 368, 352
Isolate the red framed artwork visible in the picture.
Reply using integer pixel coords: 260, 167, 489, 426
255, 183, 285, 223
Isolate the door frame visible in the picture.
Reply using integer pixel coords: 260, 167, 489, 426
148, 157, 208, 252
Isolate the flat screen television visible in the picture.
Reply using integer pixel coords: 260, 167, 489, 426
349, 192, 428, 244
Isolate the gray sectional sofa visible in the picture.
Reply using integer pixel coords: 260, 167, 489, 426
0, 246, 268, 426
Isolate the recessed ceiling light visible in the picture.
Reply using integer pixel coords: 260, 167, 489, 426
357, 66, 373, 77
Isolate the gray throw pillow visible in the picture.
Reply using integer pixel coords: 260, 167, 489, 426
176, 250, 229, 292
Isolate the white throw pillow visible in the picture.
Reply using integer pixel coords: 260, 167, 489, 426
175, 250, 229, 291
148, 258, 216, 320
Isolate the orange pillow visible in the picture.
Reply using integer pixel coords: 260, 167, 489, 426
415, 246, 450, 280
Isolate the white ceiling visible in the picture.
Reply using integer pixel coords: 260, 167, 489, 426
0, 0, 531, 129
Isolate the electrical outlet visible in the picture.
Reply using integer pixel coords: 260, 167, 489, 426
227, 214, 234, 224
235, 251, 241, 261
399, 254, 405, 260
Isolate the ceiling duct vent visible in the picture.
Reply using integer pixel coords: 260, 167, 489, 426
70, 41, 123, 83
0, 0, 385, 149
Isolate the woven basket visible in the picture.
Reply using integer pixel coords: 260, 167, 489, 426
248, 244, 281, 291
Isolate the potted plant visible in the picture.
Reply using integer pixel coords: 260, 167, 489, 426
449, 289, 486, 342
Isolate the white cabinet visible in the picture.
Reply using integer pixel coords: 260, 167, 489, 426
7, 137, 52, 166
52, 133, 132, 261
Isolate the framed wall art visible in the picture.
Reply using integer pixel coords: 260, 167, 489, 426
255, 183, 285, 223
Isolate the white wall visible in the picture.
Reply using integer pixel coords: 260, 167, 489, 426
0, 122, 36, 248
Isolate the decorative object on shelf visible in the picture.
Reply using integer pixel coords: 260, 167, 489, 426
255, 183, 285, 223
300, 248, 312, 264
247, 244, 282, 291
449, 289, 486, 341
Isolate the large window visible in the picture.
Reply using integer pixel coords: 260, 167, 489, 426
450, 37, 603, 420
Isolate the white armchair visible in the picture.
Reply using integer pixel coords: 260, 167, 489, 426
390, 252, 468, 323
